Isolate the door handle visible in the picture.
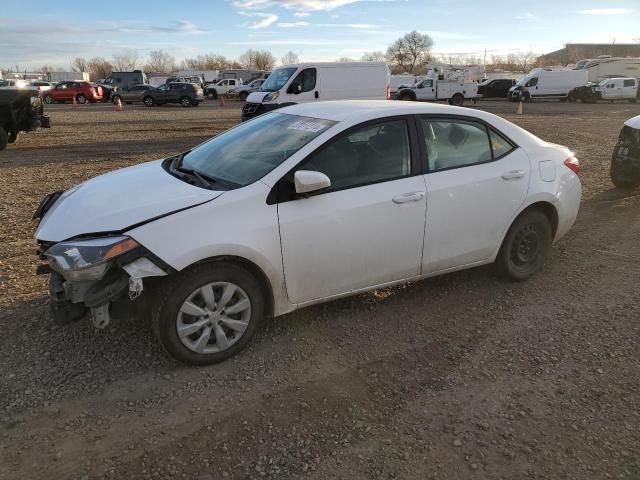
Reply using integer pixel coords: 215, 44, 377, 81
392, 191, 425, 204
501, 170, 526, 180
314, 91, 319, 99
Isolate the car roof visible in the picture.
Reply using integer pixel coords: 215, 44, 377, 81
280, 100, 547, 147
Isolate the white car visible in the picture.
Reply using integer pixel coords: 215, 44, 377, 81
33, 101, 581, 365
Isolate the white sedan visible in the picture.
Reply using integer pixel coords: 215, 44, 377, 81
34, 101, 581, 365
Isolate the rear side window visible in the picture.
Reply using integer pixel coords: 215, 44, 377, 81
489, 130, 515, 159
421, 119, 492, 172
624, 79, 635, 87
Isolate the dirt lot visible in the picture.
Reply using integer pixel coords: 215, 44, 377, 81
1, 99, 639, 480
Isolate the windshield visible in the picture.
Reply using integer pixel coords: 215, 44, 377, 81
479, 79, 491, 85
259, 67, 297, 92
180, 112, 336, 187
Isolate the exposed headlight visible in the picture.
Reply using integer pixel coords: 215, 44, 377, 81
263, 91, 280, 102
45, 236, 140, 282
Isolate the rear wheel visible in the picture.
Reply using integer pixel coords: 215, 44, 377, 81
43, 95, 54, 104
239, 91, 248, 102
143, 96, 154, 107
154, 262, 265, 366
0, 127, 8, 151
451, 93, 464, 106
567, 92, 577, 102
76, 94, 87, 104
180, 96, 191, 107
210, 90, 218, 100
495, 210, 552, 282
111, 94, 121, 105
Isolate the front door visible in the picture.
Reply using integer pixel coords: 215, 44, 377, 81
286, 68, 319, 103
415, 79, 436, 100
277, 118, 427, 304
418, 117, 530, 273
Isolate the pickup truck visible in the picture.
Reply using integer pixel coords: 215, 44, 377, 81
205, 78, 243, 99
0, 88, 50, 149
568, 77, 639, 103
396, 77, 478, 106
232, 78, 266, 102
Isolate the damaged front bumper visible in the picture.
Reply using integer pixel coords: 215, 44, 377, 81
38, 241, 171, 329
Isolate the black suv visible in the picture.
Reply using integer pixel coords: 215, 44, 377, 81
142, 82, 204, 107
477, 78, 515, 99
0, 88, 50, 150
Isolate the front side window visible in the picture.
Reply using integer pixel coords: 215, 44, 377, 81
180, 113, 336, 187
526, 77, 538, 87
291, 68, 316, 93
301, 119, 411, 191
260, 67, 297, 92
421, 119, 492, 171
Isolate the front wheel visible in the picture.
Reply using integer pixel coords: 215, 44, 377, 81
239, 92, 248, 102
154, 262, 265, 366
495, 210, 552, 282
111, 94, 121, 105
0, 127, 8, 150
143, 96, 154, 107
76, 94, 87, 104
43, 95, 54, 104
180, 96, 191, 107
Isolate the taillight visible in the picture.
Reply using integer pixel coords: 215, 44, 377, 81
564, 156, 580, 175
386, 84, 390, 100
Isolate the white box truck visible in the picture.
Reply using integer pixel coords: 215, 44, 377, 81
508, 68, 588, 102
574, 56, 640, 82
242, 62, 389, 121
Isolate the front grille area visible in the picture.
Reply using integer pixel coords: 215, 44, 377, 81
242, 103, 261, 115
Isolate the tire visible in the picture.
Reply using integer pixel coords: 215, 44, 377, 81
567, 92, 577, 102
180, 96, 191, 108
111, 95, 121, 105
76, 94, 87, 104
398, 92, 414, 101
210, 90, 218, 100
0, 127, 8, 151
611, 178, 640, 190
125, 101, 132, 105
143, 96, 154, 107
154, 262, 265, 366
239, 91, 248, 102
191, 101, 200, 107
43, 95, 54, 104
7, 131, 17, 144
495, 210, 552, 282
451, 93, 464, 106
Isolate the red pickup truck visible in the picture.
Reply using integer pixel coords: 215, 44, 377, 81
43, 81, 103, 104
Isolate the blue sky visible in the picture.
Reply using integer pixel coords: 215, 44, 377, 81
1, 0, 639, 69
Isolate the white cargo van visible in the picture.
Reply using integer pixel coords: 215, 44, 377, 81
242, 62, 389, 121
508, 68, 588, 101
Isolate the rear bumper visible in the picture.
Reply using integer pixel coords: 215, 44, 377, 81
554, 176, 582, 241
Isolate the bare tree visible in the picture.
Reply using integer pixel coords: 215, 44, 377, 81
361, 51, 385, 62
238, 49, 275, 71
280, 51, 300, 65
182, 54, 230, 70
87, 57, 113, 80
144, 49, 175, 73
386, 31, 434, 73
72, 57, 88, 72
112, 49, 140, 71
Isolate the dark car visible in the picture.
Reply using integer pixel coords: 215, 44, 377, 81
477, 78, 515, 99
0, 88, 50, 150
111, 84, 155, 105
610, 115, 640, 189
141, 83, 204, 107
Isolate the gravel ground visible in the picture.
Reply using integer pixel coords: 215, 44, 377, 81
0, 99, 639, 480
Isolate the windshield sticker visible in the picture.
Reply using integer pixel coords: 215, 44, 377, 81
287, 119, 331, 133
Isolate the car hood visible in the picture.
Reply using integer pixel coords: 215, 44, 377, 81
246, 91, 271, 103
35, 160, 223, 242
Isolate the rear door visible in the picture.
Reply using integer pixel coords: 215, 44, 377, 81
622, 79, 636, 99
418, 117, 530, 273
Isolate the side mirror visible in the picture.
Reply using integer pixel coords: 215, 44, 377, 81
294, 170, 331, 195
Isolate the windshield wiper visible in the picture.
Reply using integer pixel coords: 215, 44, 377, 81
180, 167, 216, 189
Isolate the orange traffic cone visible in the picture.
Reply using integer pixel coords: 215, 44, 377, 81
219, 95, 225, 107
115, 97, 123, 112
72, 96, 78, 109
